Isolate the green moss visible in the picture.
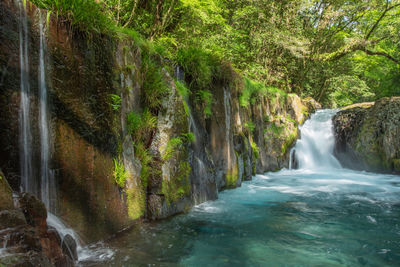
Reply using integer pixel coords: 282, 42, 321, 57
162, 161, 191, 204
126, 187, 145, 220
226, 158, 239, 189
281, 131, 298, 155
250, 140, 259, 175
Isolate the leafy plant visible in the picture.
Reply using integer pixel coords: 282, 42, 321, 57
141, 54, 169, 110
162, 137, 183, 161
196, 90, 213, 117
110, 94, 122, 111
127, 109, 157, 143
113, 157, 127, 188
243, 121, 255, 134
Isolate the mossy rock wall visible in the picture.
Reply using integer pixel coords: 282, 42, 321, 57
0, 0, 133, 242
333, 97, 400, 173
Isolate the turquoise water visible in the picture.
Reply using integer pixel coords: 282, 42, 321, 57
79, 110, 400, 266
81, 169, 400, 266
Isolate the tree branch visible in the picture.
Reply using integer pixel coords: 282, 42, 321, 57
365, 3, 400, 40
361, 48, 399, 64
123, 0, 139, 28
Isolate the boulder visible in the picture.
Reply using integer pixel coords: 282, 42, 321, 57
17, 193, 47, 233
333, 97, 400, 173
0, 209, 26, 229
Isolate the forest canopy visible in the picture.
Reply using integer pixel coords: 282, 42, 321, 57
32, 0, 400, 107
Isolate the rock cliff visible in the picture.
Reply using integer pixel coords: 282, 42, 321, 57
333, 97, 400, 173
0, 0, 319, 246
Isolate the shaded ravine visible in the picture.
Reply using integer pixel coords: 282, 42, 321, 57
80, 109, 400, 266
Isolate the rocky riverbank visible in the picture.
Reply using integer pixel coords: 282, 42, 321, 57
0, 169, 76, 266
333, 97, 400, 173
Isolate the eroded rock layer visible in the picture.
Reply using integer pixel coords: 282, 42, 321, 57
333, 97, 400, 173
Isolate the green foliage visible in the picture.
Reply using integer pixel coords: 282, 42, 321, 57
134, 142, 152, 187
32, 0, 114, 34
162, 137, 183, 161
34, 0, 400, 106
327, 75, 375, 107
181, 132, 196, 143
176, 46, 223, 90
162, 133, 195, 161
113, 157, 127, 188
240, 77, 287, 108
110, 94, 122, 111
176, 81, 190, 115
270, 123, 284, 135
196, 90, 213, 117
141, 54, 169, 110
243, 121, 255, 134
127, 109, 157, 143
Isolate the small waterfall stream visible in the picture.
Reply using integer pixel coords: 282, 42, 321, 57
38, 10, 55, 212
18, 0, 33, 194
290, 109, 341, 170
16, 3, 89, 262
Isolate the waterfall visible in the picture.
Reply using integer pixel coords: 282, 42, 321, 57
38, 10, 55, 212
291, 109, 341, 170
18, 0, 33, 194
37, 10, 84, 261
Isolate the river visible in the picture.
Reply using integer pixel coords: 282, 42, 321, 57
80, 110, 400, 266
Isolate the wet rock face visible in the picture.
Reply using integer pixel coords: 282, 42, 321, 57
0, 169, 13, 210
0, 172, 75, 266
333, 97, 400, 173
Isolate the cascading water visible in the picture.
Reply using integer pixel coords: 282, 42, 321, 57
18, 0, 33, 194
290, 109, 341, 170
15, 5, 93, 262
38, 10, 55, 212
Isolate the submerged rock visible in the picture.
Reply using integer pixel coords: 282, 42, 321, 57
333, 97, 400, 173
